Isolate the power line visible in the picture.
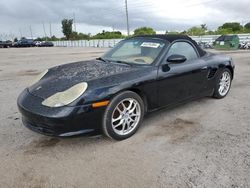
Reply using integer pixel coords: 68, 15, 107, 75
101, 0, 219, 16
93, 0, 220, 32
2, 0, 221, 39
81, 0, 219, 29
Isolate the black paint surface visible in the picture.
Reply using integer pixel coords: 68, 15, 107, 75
17, 35, 235, 136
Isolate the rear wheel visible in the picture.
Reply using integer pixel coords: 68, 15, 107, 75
213, 68, 232, 99
102, 91, 144, 140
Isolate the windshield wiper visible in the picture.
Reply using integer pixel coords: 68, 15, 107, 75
96, 57, 107, 62
111, 60, 133, 66
98, 58, 133, 66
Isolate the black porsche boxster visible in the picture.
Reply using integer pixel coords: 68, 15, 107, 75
18, 35, 235, 140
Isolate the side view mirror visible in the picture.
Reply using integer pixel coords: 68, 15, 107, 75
167, 54, 187, 64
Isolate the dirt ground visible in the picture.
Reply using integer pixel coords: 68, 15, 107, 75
0, 47, 249, 188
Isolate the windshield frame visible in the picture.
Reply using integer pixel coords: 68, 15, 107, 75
101, 37, 169, 66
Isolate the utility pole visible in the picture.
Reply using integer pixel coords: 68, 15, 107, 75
125, 0, 130, 36
49, 22, 52, 38
19, 28, 23, 39
42, 22, 47, 41
29, 25, 33, 39
9, 32, 15, 41
73, 13, 77, 32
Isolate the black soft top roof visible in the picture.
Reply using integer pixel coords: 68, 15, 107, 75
132, 34, 206, 57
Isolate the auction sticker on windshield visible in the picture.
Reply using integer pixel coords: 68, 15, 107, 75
141, 42, 160, 48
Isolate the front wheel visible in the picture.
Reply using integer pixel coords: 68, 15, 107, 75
213, 68, 232, 99
102, 91, 144, 140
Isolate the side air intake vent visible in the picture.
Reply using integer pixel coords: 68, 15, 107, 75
208, 69, 217, 79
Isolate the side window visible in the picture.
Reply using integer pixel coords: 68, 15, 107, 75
168, 42, 198, 61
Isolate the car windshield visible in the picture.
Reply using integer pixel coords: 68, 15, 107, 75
216, 35, 234, 41
102, 38, 167, 65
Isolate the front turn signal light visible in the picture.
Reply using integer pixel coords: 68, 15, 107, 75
92, 101, 109, 108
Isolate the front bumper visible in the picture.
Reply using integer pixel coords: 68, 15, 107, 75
17, 89, 105, 137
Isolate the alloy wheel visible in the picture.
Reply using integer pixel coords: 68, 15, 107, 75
218, 71, 231, 96
111, 98, 141, 136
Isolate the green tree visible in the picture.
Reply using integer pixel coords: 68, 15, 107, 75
61, 19, 73, 40
187, 26, 205, 36
92, 31, 124, 39
50, 35, 59, 41
35, 37, 42, 41
201, 24, 208, 31
78, 32, 90, 40
219, 22, 243, 33
69, 32, 90, 40
244, 23, 250, 31
206, 30, 216, 35
34, 36, 59, 41
133, 27, 156, 36
216, 28, 233, 35
69, 31, 78, 40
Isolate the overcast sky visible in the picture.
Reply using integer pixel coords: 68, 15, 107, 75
0, 0, 249, 39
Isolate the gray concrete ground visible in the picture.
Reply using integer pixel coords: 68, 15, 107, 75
0, 47, 249, 188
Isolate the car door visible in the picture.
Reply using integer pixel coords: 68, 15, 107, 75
157, 41, 209, 107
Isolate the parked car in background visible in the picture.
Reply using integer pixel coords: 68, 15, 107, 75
39, 41, 54, 47
214, 35, 239, 50
0, 40, 12, 48
34, 41, 42, 47
34, 41, 54, 47
198, 41, 213, 49
239, 41, 250, 49
13, 39, 35, 47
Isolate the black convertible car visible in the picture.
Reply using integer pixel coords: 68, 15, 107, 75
18, 35, 234, 140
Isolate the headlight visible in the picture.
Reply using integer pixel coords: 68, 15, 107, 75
42, 82, 88, 108
31, 69, 48, 85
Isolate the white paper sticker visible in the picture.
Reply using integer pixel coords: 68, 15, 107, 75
220, 41, 225, 45
141, 42, 160, 48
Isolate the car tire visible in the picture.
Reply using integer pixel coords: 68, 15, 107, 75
213, 68, 232, 99
102, 91, 144, 140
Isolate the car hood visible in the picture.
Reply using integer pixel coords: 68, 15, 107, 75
29, 60, 135, 99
